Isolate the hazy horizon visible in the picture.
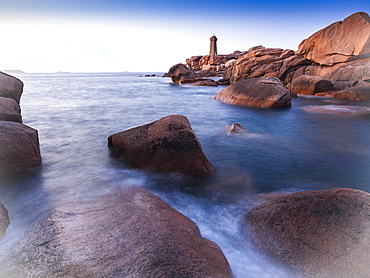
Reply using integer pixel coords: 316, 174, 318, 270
0, 0, 368, 73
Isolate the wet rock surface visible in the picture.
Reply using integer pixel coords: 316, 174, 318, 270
108, 114, 216, 176
3, 187, 233, 278
245, 188, 370, 278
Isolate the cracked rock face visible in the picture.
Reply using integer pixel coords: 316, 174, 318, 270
296, 12, 370, 65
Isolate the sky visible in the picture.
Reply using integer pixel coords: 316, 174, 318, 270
0, 0, 368, 73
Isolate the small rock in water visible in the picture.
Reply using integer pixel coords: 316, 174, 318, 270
227, 123, 247, 134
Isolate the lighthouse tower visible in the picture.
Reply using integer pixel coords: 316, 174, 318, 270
209, 35, 217, 56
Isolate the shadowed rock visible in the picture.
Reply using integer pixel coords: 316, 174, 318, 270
334, 86, 370, 102
0, 72, 24, 103
4, 187, 233, 278
213, 77, 291, 108
245, 188, 370, 278
167, 63, 203, 84
297, 12, 370, 65
0, 121, 42, 173
0, 96, 22, 122
0, 202, 9, 240
290, 75, 334, 95
108, 114, 216, 176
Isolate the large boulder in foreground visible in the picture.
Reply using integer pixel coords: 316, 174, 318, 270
3, 187, 233, 278
245, 188, 370, 278
0, 72, 24, 103
213, 77, 291, 108
0, 121, 42, 173
0, 202, 9, 240
108, 114, 216, 176
290, 75, 334, 95
0, 96, 22, 122
297, 12, 370, 65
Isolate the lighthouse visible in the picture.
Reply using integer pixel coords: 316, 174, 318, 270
210, 35, 217, 56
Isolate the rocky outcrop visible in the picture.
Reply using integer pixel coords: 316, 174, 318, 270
245, 188, 370, 278
0, 202, 9, 240
224, 47, 312, 85
0, 121, 42, 173
303, 57, 370, 89
334, 85, 370, 102
168, 12, 370, 101
192, 79, 218, 86
186, 53, 244, 77
289, 75, 334, 95
297, 12, 370, 65
0, 96, 22, 122
0, 72, 24, 103
4, 187, 233, 278
213, 77, 292, 108
108, 114, 216, 176
166, 63, 204, 84
0, 71, 42, 173
166, 63, 219, 86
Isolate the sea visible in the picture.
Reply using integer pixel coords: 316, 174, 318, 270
0, 72, 370, 277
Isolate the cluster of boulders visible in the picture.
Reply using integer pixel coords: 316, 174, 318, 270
0, 71, 42, 242
166, 12, 370, 106
185, 51, 246, 77
0, 72, 42, 174
2, 11, 370, 278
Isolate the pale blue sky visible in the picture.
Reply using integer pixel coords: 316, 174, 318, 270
0, 0, 368, 72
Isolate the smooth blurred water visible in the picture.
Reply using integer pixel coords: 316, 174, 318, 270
0, 72, 370, 277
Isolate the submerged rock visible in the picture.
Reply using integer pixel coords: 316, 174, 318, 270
290, 75, 334, 95
213, 77, 291, 108
4, 187, 233, 278
0, 72, 24, 103
0, 202, 9, 240
245, 188, 370, 278
108, 114, 216, 176
297, 12, 370, 65
0, 121, 42, 173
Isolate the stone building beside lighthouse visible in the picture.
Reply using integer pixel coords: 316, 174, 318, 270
210, 35, 217, 56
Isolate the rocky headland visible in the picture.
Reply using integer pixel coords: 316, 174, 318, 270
166, 12, 370, 105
